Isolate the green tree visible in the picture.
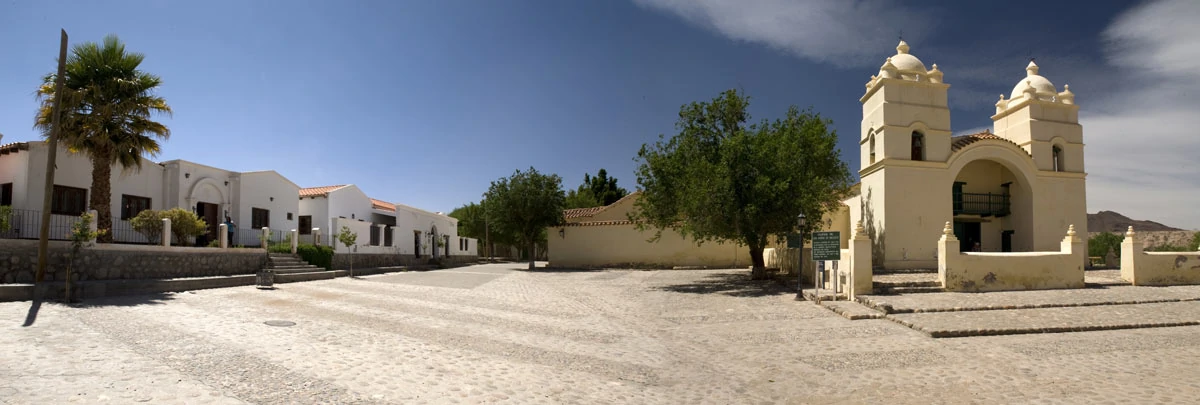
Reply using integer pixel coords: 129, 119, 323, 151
130, 208, 206, 245
337, 226, 358, 276
1088, 232, 1124, 258
449, 202, 488, 240
65, 212, 105, 303
1191, 231, 1200, 251
0, 205, 12, 233
35, 35, 172, 243
483, 167, 566, 270
632, 89, 852, 280
564, 169, 629, 209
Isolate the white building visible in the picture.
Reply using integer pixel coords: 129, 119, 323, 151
0, 140, 300, 245
298, 184, 476, 257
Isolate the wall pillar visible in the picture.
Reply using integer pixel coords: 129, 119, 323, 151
312, 228, 321, 246
376, 223, 386, 247
87, 209, 98, 244
161, 218, 171, 247
261, 227, 269, 248
290, 229, 299, 254
219, 224, 229, 248
1120, 226, 1141, 284
848, 221, 873, 299
937, 221, 958, 287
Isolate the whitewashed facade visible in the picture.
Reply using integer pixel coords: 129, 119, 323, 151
298, 184, 477, 257
0, 141, 300, 245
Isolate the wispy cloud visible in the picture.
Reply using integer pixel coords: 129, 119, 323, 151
632, 0, 933, 67
1081, 0, 1200, 230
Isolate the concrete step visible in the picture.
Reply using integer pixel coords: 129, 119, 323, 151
268, 253, 297, 258
875, 286, 945, 294
874, 280, 940, 288
887, 301, 1200, 338
274, 271, 337, 283
819, 300, 886, 320
874, 268, 938, 275
271, 268, 322, 275
268, 261, 308, 267
269, 265, 318, 270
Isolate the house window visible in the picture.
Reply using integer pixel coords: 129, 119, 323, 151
120, 195, 152, 220
51, 185, 87, 216
298, 215, 312, 234
868, 134, 876, 164
911, 132, 925, 161
0, 183, 12, 206
287, 212, 293, 220
251, 207, 270, 229
1052, 146, 1064, 172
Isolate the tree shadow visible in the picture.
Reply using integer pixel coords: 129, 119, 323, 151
19, 287, 176, 327
652, 272, 792, 297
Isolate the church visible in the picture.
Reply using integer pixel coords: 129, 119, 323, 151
840, 41, 1087, 270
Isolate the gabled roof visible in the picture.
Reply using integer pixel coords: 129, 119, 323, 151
299, 184, 348, 198
562, 191, 640, 220
950, 130, 1027, 154
370, 198, 396, 212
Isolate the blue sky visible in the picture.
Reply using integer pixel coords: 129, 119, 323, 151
1, 1, 1197, 229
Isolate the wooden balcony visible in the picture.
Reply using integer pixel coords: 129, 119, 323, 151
953, 192, 1010, 217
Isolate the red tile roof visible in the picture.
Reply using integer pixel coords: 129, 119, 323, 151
370, 198, 396, 212
298, 185, 347, 198
950, 130, 1026, 154
0, 142, 30, 155
562, 220, 636, 227
564, 206, 605, 219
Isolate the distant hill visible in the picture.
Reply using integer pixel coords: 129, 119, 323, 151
1088, 211, 1183, 233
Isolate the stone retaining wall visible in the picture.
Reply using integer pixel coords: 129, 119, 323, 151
0, 239, 267, 283
331, 253, 479, 270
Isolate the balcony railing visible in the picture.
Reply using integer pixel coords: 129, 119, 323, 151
953, 192, 1011, 217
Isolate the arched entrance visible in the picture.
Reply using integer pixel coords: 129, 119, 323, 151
948, 148, 1036, 253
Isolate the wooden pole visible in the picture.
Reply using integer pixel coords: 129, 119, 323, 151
35, 29, 69, 283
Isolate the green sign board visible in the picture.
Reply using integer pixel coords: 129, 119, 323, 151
811, 231, 841, 261
786, 232, 802, 249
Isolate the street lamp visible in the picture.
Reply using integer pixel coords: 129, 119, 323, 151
795, 213, 806, 300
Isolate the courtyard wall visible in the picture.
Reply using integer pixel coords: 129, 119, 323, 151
0, 239, 267, 283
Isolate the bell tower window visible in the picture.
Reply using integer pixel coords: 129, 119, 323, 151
911, 132, 925, 161
869, 133, 876, 164
1052, 145, 1064, 172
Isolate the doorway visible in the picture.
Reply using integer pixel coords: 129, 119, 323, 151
414, 231, 421, 258
1001, 230, 1014, 253
953, 221, 981, 252
195, 202, 219, 246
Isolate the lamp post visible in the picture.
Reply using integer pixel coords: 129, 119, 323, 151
795, 213, 806, 300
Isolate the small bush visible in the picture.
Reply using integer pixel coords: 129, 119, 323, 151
0, 205, 12, 233
1149, 244, 1191, 252
268, 243, 292, 254
207, 239, 220, 248
297, 244, 334, 270
131, 208, 207, 245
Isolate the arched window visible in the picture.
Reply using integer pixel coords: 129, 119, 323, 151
911, 132, 925, 161
1052, 145, 1064, 172
868, 133, 876, 164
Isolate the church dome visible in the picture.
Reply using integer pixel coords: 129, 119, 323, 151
889, 41, 927, 74
1010, 61, 1057, 100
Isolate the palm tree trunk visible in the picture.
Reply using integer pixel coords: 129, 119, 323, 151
90, 151, 113, 243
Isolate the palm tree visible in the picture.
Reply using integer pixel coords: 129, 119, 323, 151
35, 35, 172, 243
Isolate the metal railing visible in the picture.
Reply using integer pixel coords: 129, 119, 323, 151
0, 208, 77, 241
953, 192, 1011, 217
110, 219, 154, 244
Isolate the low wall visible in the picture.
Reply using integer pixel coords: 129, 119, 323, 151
938, 224, 1084, 292
0, 239, 267, 283
330, 253, 478, 270
548, 223, 748, 269
1121, 230, 1200, 286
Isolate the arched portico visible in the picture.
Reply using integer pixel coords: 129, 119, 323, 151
946, 142, 1039, 252
186, 177, 226, 244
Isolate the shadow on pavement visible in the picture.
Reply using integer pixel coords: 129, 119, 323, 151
653, 272, 791, 297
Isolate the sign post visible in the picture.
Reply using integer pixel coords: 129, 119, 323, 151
810, 231, 841, 302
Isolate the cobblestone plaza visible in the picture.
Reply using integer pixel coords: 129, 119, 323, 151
4, 263, 1200, 404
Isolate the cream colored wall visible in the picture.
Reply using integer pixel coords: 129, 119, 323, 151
549, 224, 747, 268
939, 231, 1084, 292
1120, 234, 1200, 286
587, 196, 636, 222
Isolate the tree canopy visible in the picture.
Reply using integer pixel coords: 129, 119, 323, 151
35, 35, 172, 243
632, 89, 852, 279
565, 168, 629, 209
482, 167, 566, 269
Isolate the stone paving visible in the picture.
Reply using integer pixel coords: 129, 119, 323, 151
3, 263, 1200, 404
860, 284, 1200, 313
